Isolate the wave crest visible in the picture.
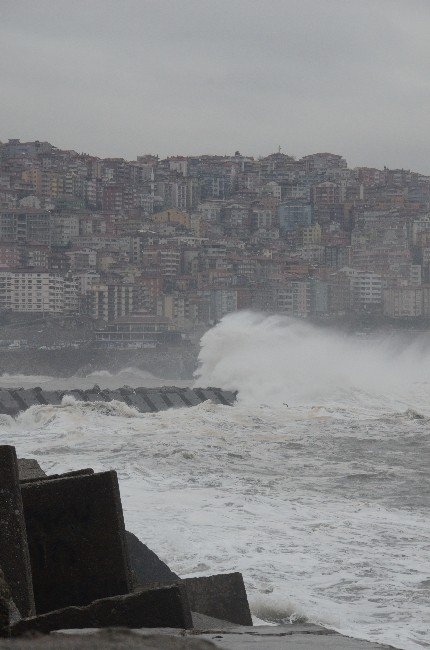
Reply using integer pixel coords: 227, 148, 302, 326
195, 311, 430, 407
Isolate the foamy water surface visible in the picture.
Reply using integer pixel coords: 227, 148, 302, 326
0, 312, 428, 650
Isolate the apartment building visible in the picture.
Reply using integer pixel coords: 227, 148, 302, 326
0, 270, 79, 313
0, 209, 51, 245
85, 282, 147, 321
383, 287, 423, 318
276, 280, 311, 318
344, 268, 383, 308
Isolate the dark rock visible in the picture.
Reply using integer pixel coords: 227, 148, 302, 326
182, 573, 252, 627
126, 531, 180, 588
21, 470, 132, 614
17, 459, 46, 481
11, 584, 192, 635
0, 446, 35, 618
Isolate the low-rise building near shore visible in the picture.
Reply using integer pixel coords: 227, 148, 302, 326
95, 313, 181, 348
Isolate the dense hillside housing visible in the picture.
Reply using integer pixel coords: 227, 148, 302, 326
1, 138, 430, 336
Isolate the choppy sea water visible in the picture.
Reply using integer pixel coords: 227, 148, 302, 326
0, 312, 429, 650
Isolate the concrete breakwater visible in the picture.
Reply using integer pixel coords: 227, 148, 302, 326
0, 386, 237, 417
0, 445, 253, 637
0, 445, 395, 649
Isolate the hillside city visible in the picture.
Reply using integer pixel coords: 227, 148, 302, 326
1, 138, 430, 348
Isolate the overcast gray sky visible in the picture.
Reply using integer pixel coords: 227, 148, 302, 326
1, 0, 429, 171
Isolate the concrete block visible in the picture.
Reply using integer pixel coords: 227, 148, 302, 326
21, 470, 132, 614
0, 390, 21, 416
126, 531, 179, 588
191, 611, 239, 629
17, 459, 46, 481
210, 389, 237, 406
127, 391, 157, 413
179, 389, 203, 406
36, 390, 63, 405
81, 389, 106, 403
163, 391, 191, 408
20, 468, 94, 485
0, 446, 35, 618
0, 568, 11, 637
11, 584, 192, 635
141, 390, 170, 411
99, 389, 124, 404
182, 573, 252, 627
10, 390, 38, 410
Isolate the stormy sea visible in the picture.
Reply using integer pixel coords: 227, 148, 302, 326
0, 312, 428, 650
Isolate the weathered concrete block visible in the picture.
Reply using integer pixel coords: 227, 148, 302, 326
162, 391, 191, 408
20, 468, 94, 484
17, 459, 46, 481
0, 568, 21, 638
191, 611, 239, 629
182, 573, 252, 627
178, 389, 203, 406
119, 389, 153, 413
0, 390, 21, 416
0, 446, 35, 618
10, 390, 38, 410
11, 584, 192, 635
0, 568, 11, 637
140, 390, 169, 412
21, 470, 132, 614
126, 531, 179, 588
35, 390, 63, 406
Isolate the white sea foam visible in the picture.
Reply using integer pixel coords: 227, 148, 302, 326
195, 311, 430, 411
0, 313, 428, 650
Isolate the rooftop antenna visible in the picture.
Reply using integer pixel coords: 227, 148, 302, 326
278, 145, 281, 153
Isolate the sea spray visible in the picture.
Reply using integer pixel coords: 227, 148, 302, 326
195, 311, 430, 408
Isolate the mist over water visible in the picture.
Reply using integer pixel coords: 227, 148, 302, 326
195, 311, 430, 411
0, 367, 190, 390
0, 313, 428, 649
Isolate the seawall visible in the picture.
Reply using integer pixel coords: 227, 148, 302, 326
0, 347, 199, 379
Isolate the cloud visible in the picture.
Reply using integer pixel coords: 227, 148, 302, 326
1, 0, 430, 171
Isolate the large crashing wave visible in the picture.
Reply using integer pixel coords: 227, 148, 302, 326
195, 311, 430, 407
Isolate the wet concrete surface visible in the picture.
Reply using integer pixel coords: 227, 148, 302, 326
0, 626, 396, 649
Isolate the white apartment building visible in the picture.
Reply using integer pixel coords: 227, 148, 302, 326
343, 268, 383, 307
0, 271, 79, 314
